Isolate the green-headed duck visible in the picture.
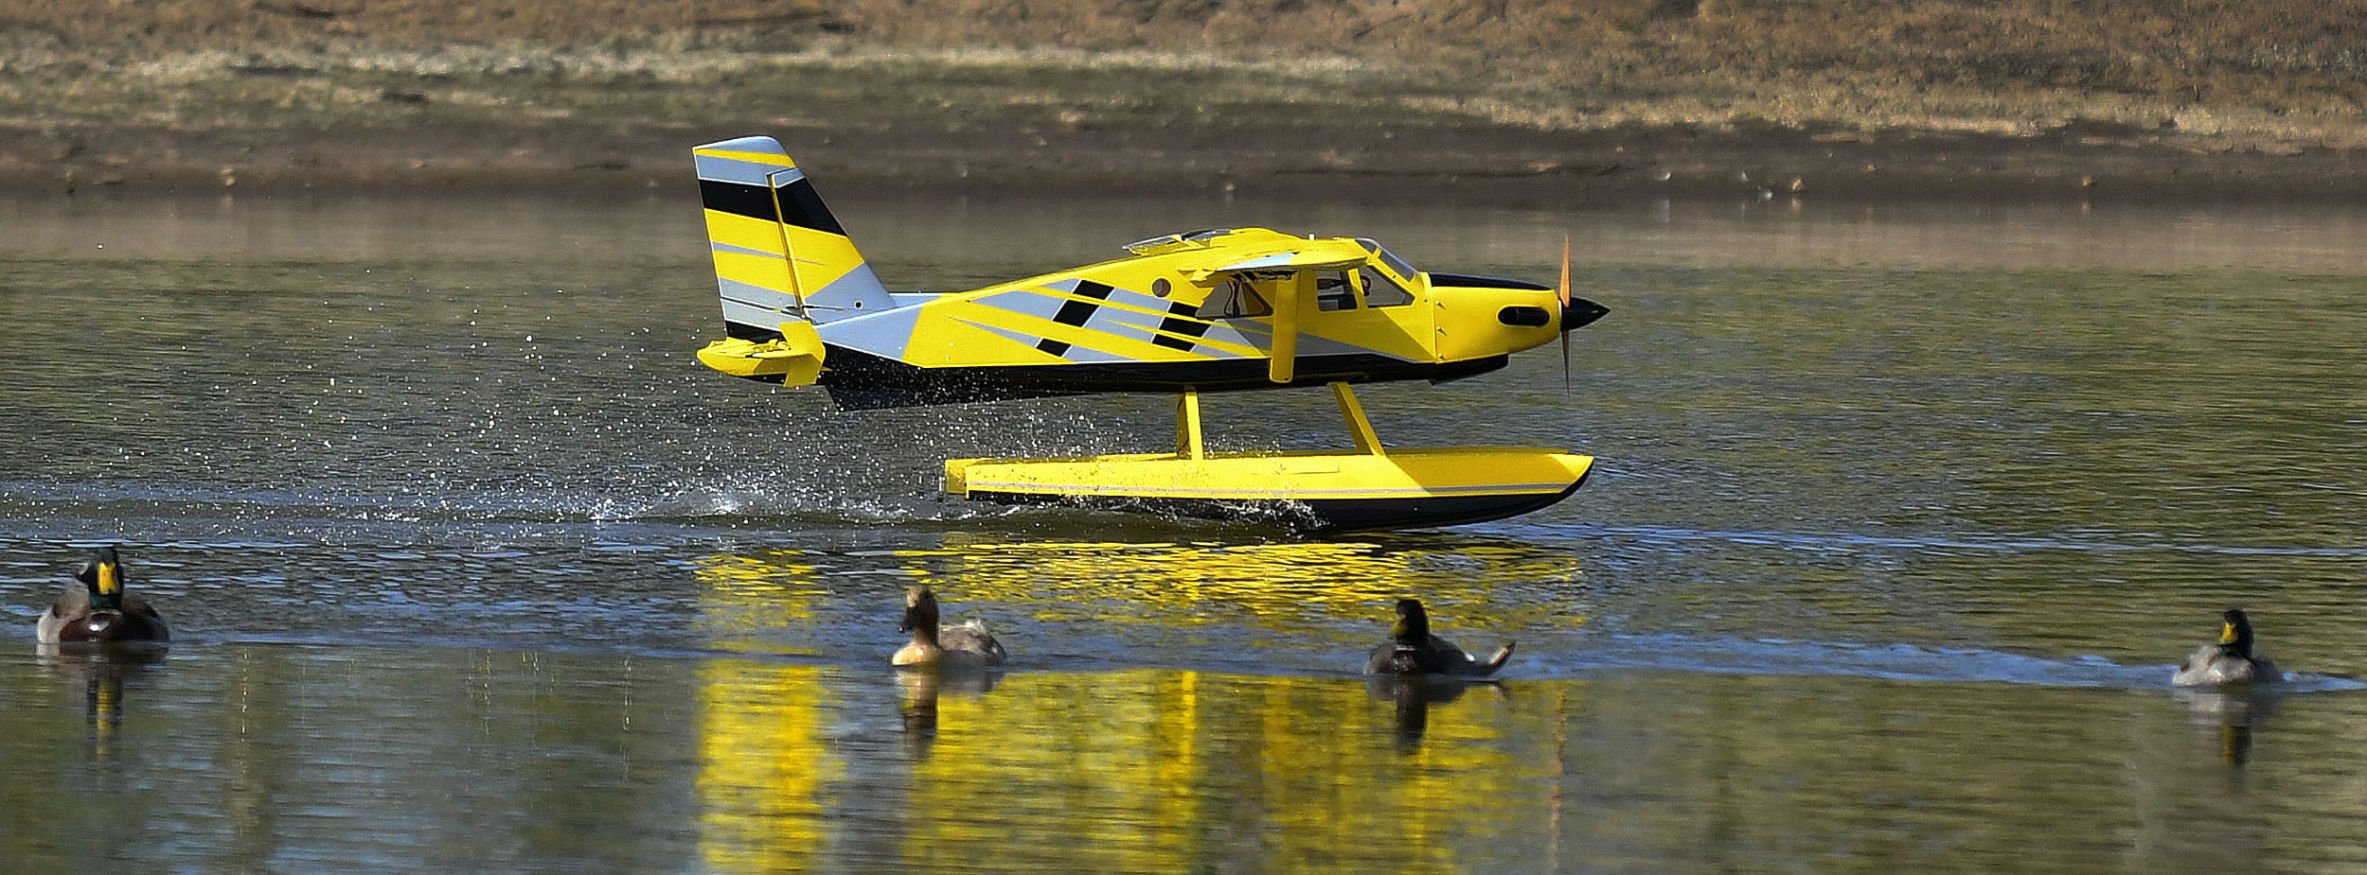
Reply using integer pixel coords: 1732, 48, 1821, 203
36, 546, 170, 646
2173, 608, 2281, 687
1365, 597, 1510, 676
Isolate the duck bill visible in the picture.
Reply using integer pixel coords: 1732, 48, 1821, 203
2218, 622, 2239, 645
96, 559, 122, 598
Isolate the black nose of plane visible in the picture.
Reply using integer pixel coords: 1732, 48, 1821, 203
1563, 297, 1608, 332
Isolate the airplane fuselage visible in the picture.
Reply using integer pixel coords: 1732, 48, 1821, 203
689, 138, 1604, 410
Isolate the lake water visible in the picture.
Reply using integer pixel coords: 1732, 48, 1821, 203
4, 188, 2367, 872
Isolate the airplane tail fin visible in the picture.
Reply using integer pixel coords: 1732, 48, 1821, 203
692, 136, 893, 335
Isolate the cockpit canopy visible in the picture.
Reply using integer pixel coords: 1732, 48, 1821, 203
1119, 228, 1426, 318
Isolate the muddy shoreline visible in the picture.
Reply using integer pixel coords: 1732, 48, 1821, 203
11, 116, 2363, 203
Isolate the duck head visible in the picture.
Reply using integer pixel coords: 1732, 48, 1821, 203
1390, 598, 1431, 647
900, 585, 940, 639
76, 546, 126, 612
2218, 608, 2259, 658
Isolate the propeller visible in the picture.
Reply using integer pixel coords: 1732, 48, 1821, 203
1558, 236, 1572, 391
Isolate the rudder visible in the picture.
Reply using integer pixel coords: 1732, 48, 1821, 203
693, 136, 894, 335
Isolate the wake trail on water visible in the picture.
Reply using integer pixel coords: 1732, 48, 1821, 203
1510, 521, 2367, 559
1516, 631, 2367, 691
1, 471, 1011, 532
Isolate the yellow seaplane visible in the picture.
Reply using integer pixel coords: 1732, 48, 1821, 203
688, 136, 1607, 532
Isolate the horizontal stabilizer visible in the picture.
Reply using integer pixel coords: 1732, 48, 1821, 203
695, 321, 826, 385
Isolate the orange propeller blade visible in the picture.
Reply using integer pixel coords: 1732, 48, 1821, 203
1559, 236, 1572, 392
1558, 236, 1573, 309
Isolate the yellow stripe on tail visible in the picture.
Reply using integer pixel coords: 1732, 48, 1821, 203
693, 136, 893, 335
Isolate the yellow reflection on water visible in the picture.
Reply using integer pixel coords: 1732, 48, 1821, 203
898, 669, 1208, 868
910, 670, 1523, 870
687, 535, 1576, 868
698, 663, 1529, 871
889, 533, 1589, 634
696, 659, 839, 874
1236, 672, 1519, 873
691, 535, 1588, 649
693, 550, 825, 654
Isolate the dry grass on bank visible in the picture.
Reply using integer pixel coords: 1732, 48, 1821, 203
1, 0, 2362, 194
2, 0, 2361, 146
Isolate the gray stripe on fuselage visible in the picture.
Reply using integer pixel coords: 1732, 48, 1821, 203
973, 279, 1082, 323
1102, 316, 1243, 358
1074, 285, 1195, 350
799, 264, 893, 324
959, 319, 1130, 364
1198, 320, 1262, 349
963, 322, 1073, 359
814, 301, 921, 362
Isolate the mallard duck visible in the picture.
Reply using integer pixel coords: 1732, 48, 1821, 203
1364, 597, 1512, 676
2173, 608, 2281, 687
893, 585, 1006, 669
35, 546, 170, 646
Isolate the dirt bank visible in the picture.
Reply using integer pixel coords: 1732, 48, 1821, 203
3, 1, 2362, 198
12, 108, 2362, 202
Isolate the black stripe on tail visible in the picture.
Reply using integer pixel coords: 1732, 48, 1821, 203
698, 178, 846, 235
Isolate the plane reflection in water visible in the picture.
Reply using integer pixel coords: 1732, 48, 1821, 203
693, 667, 1538, 872
690, 551, 827, 657
685, 535, 1587, 871
688, 533, 1589, 669
882, 532, 1588, 655
694, 659, 840, 874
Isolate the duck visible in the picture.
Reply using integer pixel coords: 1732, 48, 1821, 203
893, 585, 1006, 669
1364, 597, 1512, 676
36, 546, 171, 646
2173, 608, 2281, 687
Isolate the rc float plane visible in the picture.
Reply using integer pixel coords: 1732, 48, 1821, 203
689, 135, 1607, 532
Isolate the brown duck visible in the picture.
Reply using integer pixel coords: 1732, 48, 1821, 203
893, 585, 1006, 669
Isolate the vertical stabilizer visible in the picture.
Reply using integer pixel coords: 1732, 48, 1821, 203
693, 136, 894, 334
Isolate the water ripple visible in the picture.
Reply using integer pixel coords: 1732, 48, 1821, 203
1531, 631, 2367, 691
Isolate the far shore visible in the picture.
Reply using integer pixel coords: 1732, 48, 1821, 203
6, 26, 2363, 203
9, 117, 2365, 203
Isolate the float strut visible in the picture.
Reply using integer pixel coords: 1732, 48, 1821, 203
1331, 382, 1386, 456
1176, 388, 1205, 460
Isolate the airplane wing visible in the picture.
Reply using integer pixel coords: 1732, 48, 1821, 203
1212, 251, 1368, 272
1176, 238, 1372, 277
1166, 239, 1374, 384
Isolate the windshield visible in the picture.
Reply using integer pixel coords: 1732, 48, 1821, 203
1355, 238, 1420, 280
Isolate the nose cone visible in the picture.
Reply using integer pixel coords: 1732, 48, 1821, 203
1563, 297, 1609, 332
